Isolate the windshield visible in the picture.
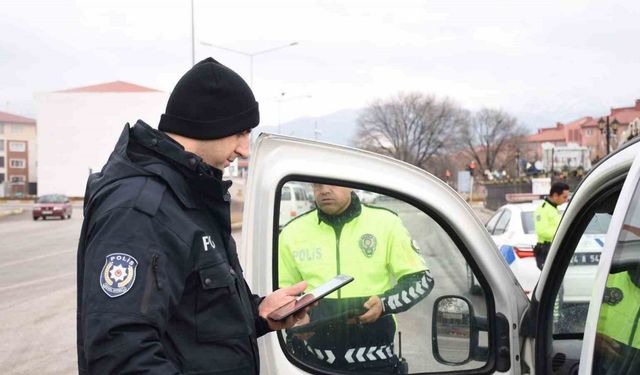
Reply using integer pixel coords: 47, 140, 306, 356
37, 195, 65, 203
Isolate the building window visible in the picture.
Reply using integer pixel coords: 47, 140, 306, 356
0, 156, 4, 167
0, 140, 4, 151
11, 125, 24, 134
10, 175, 25, 184
586, 129, 593, 136
0, 173, 4, 183
0, 124, 4, 134
9, 141, 26, 152
10, 159, 26, 168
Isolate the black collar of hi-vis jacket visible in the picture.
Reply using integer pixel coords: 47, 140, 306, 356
544, 197, 558, 208
317, 192, 362, 230
126, 120, 232, 207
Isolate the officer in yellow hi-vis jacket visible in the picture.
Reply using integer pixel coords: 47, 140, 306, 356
594, 269, 640, 374
279, 184, 434, 374
534, 182, 569, 269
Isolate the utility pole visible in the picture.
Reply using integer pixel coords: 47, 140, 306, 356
191, 0, 195, 66
313, 121, 322, 140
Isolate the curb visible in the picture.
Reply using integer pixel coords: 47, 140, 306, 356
0, 208, 24, 218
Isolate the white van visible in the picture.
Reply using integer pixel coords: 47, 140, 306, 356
279, 182, 314, 228
242, 134, 640, 375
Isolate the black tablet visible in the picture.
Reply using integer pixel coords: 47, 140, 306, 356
267, 275, 354, 321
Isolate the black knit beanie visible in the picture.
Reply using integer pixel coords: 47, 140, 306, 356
158, 57, 259, 139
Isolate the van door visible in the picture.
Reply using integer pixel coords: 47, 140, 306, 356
241, 134, 529, 375
522, 142, 640, 375
578, 149, 640, 374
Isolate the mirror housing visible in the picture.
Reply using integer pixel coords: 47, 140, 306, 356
432, 295, 489, 365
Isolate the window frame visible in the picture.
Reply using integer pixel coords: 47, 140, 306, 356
9, 175, 26, 184
272, 174, 501, 375
9, 141, 26, 152
9, 158, 26, 168
493, 210, 512, 236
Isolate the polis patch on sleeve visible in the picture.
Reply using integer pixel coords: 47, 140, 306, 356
100, 253, 138, 298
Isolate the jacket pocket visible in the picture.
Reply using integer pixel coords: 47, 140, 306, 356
140, 253, 163, 315
195, 262, 252, 342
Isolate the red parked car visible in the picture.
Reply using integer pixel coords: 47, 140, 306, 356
33, 194, 73, 220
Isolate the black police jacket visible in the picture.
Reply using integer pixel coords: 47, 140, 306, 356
77, 120, 271, 375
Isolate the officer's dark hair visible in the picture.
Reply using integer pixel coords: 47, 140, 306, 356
549, 182, 570, 196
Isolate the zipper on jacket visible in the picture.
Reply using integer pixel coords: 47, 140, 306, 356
152, 254, 162, 290
334, 228, 342, 299
141, 253, 161, 314
629, 305, 640, 346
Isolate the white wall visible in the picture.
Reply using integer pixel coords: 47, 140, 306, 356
35, 91, 168, 197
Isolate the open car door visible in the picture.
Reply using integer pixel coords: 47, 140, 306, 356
522, 139, 640, 375
241, 134, 531, 375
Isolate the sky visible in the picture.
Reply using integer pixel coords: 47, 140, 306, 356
2, 0, 640, 132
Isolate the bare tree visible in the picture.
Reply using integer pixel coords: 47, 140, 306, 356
461, 108, 527, 175
352, 92, 467, 169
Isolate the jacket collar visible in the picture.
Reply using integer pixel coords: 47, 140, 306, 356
317, 192, 362, 228
544, 197, 558, 208
125, 120, 231, 208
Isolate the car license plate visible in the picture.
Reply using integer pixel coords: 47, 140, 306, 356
570, 252, 600, 265
42, 210, 53, 215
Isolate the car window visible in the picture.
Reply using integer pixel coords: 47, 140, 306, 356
281, 187, 292, 201
37, 194, 65, 203
276, 181, 491, 374
493, 210, 511, 236
592, 180, 640, 374
294, 187, 306, 201
485, 210, 503, 235
521, 211, 536, 234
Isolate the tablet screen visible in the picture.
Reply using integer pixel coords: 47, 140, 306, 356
268, 275, 354, 321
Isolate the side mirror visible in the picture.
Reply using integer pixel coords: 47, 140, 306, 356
432, 296, 476, 365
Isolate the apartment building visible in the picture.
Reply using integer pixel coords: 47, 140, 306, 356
0, 111, 37, 197
526, 99, 640, 163
35, 81, 168, 196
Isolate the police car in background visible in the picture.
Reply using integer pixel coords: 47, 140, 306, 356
243, 134, 640, 375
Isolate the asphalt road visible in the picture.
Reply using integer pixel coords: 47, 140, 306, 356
0, 202, 494, 374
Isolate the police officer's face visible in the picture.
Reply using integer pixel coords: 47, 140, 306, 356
313, 184, 352, 216
551, 189, 570, 206
198, 130, 251, 171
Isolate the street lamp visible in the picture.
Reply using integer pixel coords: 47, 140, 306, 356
597, 116, 620, 155
199, 41, 299, 87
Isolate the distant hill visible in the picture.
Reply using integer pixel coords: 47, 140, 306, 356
256, 108, 361, 147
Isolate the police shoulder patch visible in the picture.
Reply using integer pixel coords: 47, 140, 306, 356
100, 252, 138, 298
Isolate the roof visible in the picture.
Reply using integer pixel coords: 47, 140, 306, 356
0, 110, 36, 125
610, 109, 640, 124
526, 127, 566, 143
57, 80, 161, 93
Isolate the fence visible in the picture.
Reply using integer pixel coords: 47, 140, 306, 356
482, 176, 582, 211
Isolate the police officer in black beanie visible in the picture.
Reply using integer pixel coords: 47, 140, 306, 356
77, 57, 310, 375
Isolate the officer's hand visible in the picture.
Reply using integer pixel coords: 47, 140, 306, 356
358, 295, 383, 324
259, 281, 312, 331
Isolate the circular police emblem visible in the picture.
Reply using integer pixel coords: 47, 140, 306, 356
100, 253, 138, 298
359, 234, 377, 257
603, 287, 623, 305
